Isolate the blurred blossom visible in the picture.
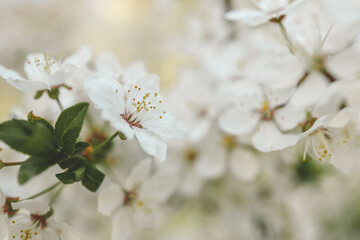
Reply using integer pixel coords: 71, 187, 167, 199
0, 0, 360, 239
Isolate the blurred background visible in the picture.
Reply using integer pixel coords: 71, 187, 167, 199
1, 1, 360, 240
0, 0, 210, 120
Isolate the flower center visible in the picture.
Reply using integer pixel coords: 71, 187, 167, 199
183, 148, 198, 163
122, 85, 166, 128
222, 135, 237, 151
121, 113, 143, 128
30, 214, 48, 229
259, 101, 274, 121
26, 53, 60, 76
123, 190, 137, 206
299, 112, 318, 132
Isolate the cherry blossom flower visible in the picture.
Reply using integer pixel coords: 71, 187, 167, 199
296, 108, 360, 173
98, 158, 177, 240
225, 0, 306, 26
8, 200, 79, 240
0, 46, 91, 91
85, 61, 186, 162
219, 80, 304, 152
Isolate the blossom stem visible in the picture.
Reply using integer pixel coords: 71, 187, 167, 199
322, 68, 337, 83
24, 182, 62, 200
56, 97, 64, 111
297, 71, 309, 86
224, 0, 237, 39
49, 185, 65, 206
0, 160, 25, 169
278, 22, 296, 54
92, 131, 119, 153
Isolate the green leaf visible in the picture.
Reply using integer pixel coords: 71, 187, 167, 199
34, 90, 44, 99
47, 88, 59, 99
18, 155, 61, 184
27, 111, 54, 134
56, 164, 86, 184
56, 155, 104, 191
81, 164, 105, 192
118, 131, 127, 140
58, 156, 85, 169
0, 120, 58, 157
73, 142, 91, 155
55, 103, 89, 155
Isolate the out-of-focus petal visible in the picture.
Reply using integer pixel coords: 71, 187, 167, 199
98, 184, 124, 216
219, 106, 260, 135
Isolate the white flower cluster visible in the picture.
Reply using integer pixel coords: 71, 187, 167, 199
0, 0, 360, 239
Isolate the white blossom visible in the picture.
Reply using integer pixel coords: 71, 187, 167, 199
85, 60, 186, 162
297, 108, 360, 173
0, 46, 91, 91
219, 80, 304, 152
9, 200, 79, 240
98, 158, 177, 240
225, 0, 306, 26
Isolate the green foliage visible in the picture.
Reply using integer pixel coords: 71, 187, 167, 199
81, 164, 105, 192
56, 156, 105, 192
27, 111, 55, 134
0, 102, 108, 192
34, 90, 44, 99
18, 155, 64, 184
47, 88, 60, 99
73, 142, 91, 155
55, 102, 89, 155
0, 120, 57, 157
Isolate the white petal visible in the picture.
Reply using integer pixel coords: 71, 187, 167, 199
274, 105, 305, 131
102, 110, 134, 140
141, 173, 177, 204
111, 208, 133, 240
195, 150, 226, 179
225, 9, 272, 26
179, 168, 204, 197
265, 85, 295, 108
290, 73, 328, 107
0, 65, 25, 81
0, 64, 48, 91
62, 46, 92, 69
230, 149, 260, 182
95, 52, 122, 78
219, 106, 260, 135
301, 115, 332, 137
46, 69, 72, 87
133, 74, 160, 93
220, 80, 263, 109
124, 158, 152, 190
6, 78, 49, 91
285, 0, 307, 13
134, 128, 167, 162
327, 107, 357, 128
252, 121, 300, 152
98, 184, 124, 216
0, 214, 9, 240
84, 75, 125, 111
23, 53, 55, 81
142, 112, 186, 139
12, 200, 49, 215
41, 229, 59, 240
47, 219, 79, 240
122, 61, 147, 85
